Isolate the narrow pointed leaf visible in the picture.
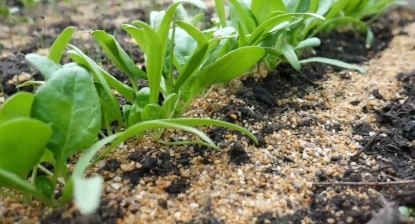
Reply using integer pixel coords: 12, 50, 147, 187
300, 57, 366, 73
49, 26, 75, 64
214, 0, 227, 27
91, 30, 147, 80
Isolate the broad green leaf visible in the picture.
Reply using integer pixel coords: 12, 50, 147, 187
195, 46, 265, 90
141, 104, 162, 121
300, 57, 366, 74
173, 27, 198, 68
136, 87, 151, 108
34, 175, 54, 199
68, 46, 124, 125
49, 26, 75, 64
25, 54, 60, 80
32, 65, 101, 163
127, 103, 143, 127
251, 0, 287, 23
0, 92, 34, 123
0, 118, 51, 180
126, 87, 151, 126
91, 30, 147, 80
73, 176, 103, 215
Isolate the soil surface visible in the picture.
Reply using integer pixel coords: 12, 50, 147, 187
1, 1, 415, 224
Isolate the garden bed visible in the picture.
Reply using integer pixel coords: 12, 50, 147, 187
1, 1, 415, 223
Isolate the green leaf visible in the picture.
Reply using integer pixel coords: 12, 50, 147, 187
73, 133, 121, 177
73, 176, 103, 215
74, 117, 257, 178
32, 65, 101, 163
34, 175, 54, 199
251, 0, 287, 23
174, 21, 209, 89
229, 0, 256, 34
162, 118, 258, 144
97, 67, 135, 103
95, 83, 120, 134
125, 2, 180, 105
160, 93, 178, 118
173, 27, 198, 68
253, 12, 323, 45
68, 46, 124, 125
174, 0, 206, 9
25, 54, 60, 81
0, 92, 34, 123
214, 0, 227, 27
48, 26, 75, 64
0, 118, 51, 180
125, 21, 162, 104
0, 168, 39, 197
295, 37, 321, 50
91, 30, 147, 80
279, 43, 301, 71
300, 57, 366, 74
141, 104, 162, 121
127, 104, 143, 127
136, 87, 151, 108
195, 46, 265, 90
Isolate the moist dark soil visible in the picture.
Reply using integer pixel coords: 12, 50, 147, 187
1, 1, 415, 224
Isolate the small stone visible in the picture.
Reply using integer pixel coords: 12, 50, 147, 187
120, 162, 136, 172
327, 218, 335, 224
111, 183, 121, 190
190, 203, 199, 209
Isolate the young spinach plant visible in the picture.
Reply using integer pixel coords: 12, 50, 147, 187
69, 1, 265, 129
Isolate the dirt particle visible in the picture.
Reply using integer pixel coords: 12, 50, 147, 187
228, 142, 249, 165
